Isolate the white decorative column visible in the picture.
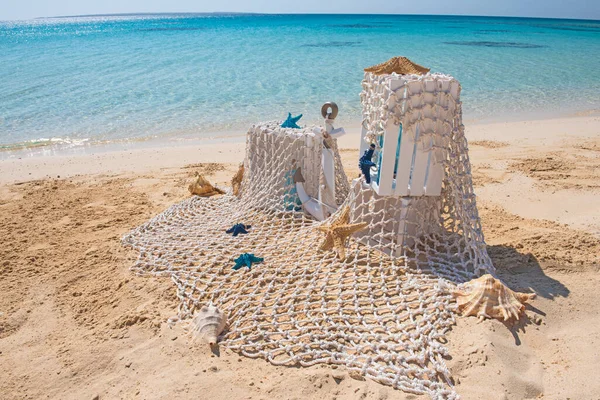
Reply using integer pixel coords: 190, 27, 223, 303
354, 57, 463, 256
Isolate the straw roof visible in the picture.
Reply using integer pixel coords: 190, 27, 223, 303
364, 56, 430, 76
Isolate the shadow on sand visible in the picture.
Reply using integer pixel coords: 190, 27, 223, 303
487, 244, 570, 300
486, 244, 570, 344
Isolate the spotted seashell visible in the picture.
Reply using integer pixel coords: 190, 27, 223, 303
452, 274, 536, 322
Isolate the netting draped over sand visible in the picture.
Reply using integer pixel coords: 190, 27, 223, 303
123, 75, 494, 399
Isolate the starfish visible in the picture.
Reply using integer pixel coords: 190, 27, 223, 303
226, 223, 251, 237
281, 113, 303, 129
317, 206, 368, 260
233, 253, 263, 270
358, 144, 377, 184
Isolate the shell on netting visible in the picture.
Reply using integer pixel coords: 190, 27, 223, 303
188, 173, 225, 197
231, 164, 244, 197
191, 303, 227, 345
452, 274, 536, 322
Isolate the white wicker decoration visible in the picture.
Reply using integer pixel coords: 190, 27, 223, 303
243, 121, 349, 219
123, 84, 494, 399
360, 73, 461, 197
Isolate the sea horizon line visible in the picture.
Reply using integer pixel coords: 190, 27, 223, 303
0, 12, 595, 23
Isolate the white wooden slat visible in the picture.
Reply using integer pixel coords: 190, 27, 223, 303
393, 123, 415, 196
424, 121, 449, 196
408, 138, 429, 196
376, 118, 401, 195
424, 148, 444, 196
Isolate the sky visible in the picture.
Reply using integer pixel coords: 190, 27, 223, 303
1, 0, 599, 21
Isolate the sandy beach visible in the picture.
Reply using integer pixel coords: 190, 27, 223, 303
1, 114, 599, 399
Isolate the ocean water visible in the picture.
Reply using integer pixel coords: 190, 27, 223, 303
1, 14, 599, 150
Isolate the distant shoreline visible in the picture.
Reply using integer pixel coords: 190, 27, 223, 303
1, 114, 598, 185
1, 108, 598, 158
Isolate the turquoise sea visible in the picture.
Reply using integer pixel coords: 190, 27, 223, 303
1, 14, 599, 150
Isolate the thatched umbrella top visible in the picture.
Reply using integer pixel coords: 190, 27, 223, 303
364, 56, 430, 76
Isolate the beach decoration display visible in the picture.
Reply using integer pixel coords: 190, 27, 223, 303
191, 303, 227, 346
123, 58, 508, 399
452, 274, 536, 322
359, 56, 452, 197
240, 109, 349, 220
344, 56, 479, 259
188, 173, 225, 197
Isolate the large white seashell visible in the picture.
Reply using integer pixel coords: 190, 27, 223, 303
452, 274, 536, 322
191, 303, 227, 345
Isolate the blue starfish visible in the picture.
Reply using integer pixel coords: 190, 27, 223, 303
281, 113, 303, 129
358, 144, 377, 184
233, 253, 264, 270
226, 223, 251, 237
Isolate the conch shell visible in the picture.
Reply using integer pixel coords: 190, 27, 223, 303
452, 274, 536, 322
188, 173, 225, 197
231, 164, 244, 196
191, 303, 227, 345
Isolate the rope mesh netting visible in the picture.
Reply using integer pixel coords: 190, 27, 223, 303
123, 74, 494, 399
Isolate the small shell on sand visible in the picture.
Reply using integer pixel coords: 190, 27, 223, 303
191, 303, 227, 345
189, 174, 225, 197
452, 274, 536, 322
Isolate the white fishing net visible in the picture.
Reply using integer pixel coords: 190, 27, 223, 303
123, 74, 494, 400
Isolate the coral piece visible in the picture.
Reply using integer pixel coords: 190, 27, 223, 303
191, 303, 227, 345
317, 206, 368, 260
364, 56, 430, 76
188, 173, 225, 197
452, 274, 536, 322
231, 164, 244, 196
226, 223, 251, 237
281, 113, 302, 129
233, 253, 263, 270
358, 143, 377, 184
